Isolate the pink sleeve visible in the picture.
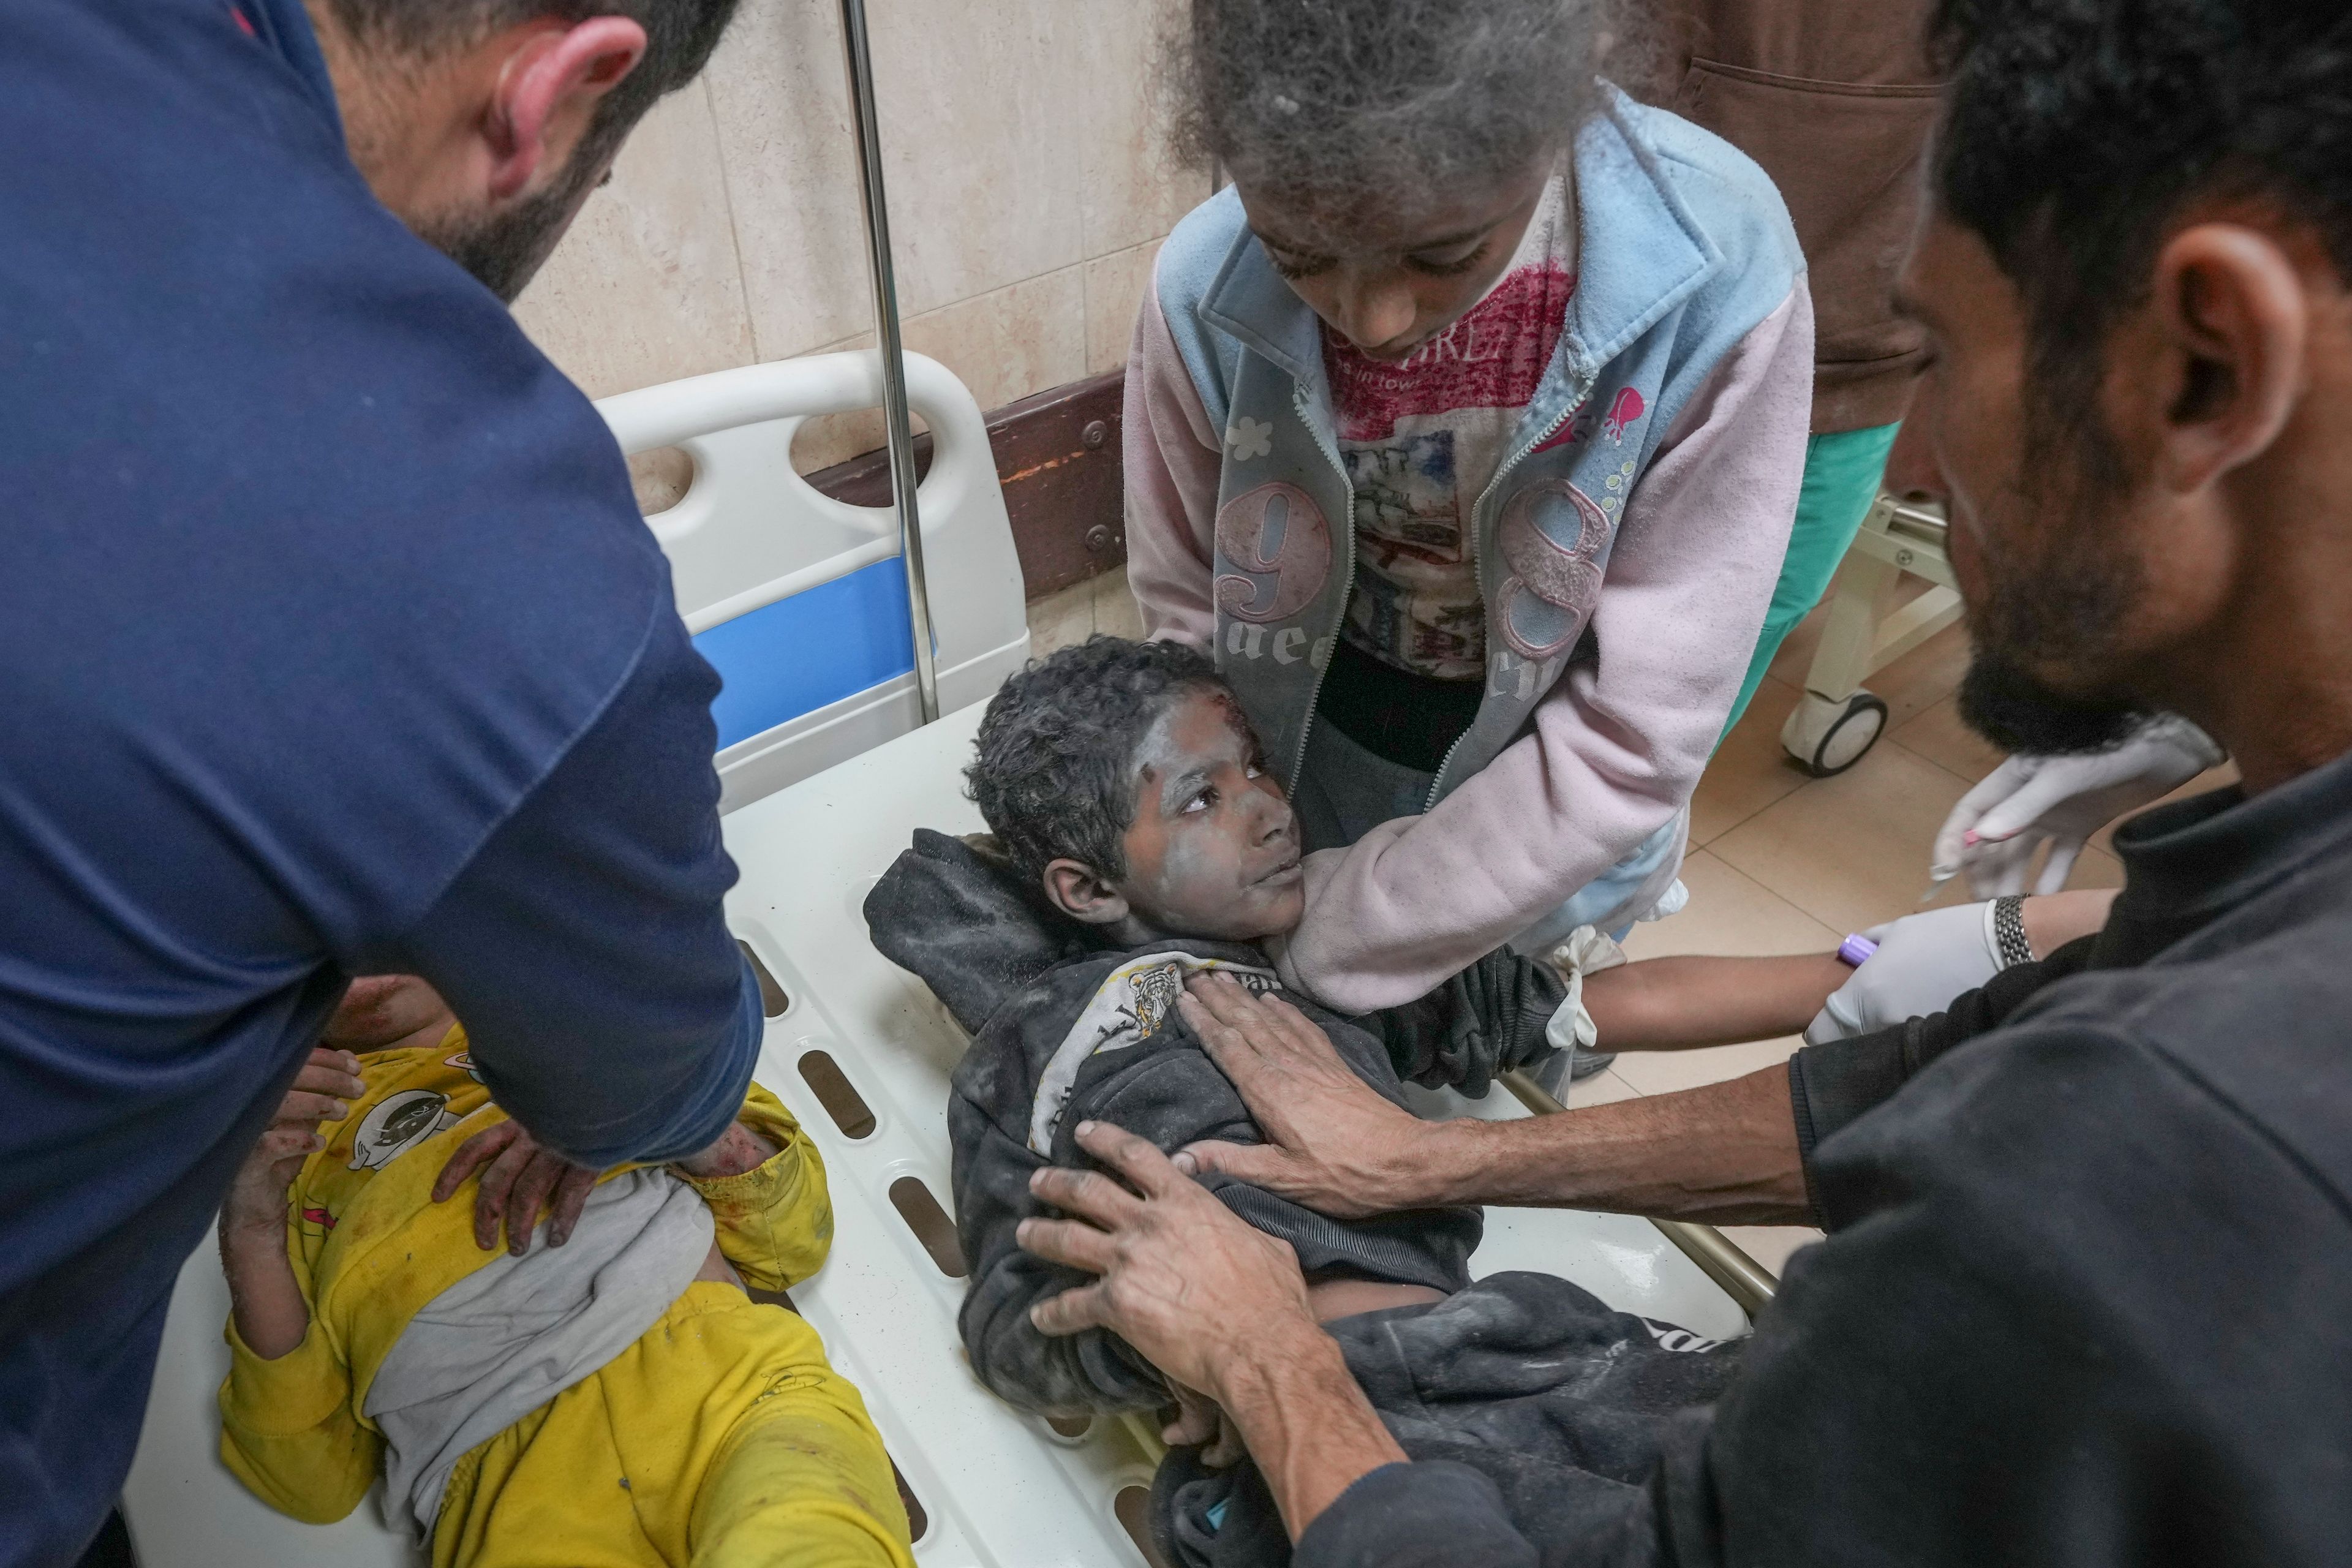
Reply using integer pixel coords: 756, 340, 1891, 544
1282, 285, 1817, 1013
1121, 276, 1223, 647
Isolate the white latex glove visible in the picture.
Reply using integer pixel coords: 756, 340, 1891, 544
1930, 715, 2225, 897
1542, 925, 1629, 1054
1804, 901, 2003, 1045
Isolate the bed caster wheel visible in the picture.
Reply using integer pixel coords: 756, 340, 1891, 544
1781, 690, 1888, 777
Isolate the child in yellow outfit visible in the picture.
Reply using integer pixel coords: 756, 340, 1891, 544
216, 1017, 913, 1568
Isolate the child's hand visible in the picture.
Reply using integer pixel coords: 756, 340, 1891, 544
221, 1048, 361, 1237
1163, 1382, 1245, 1468
223, 1122, 326, 1238
281, 1046, 366, 1129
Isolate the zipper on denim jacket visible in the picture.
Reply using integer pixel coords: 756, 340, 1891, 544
1283, 379, 1359, 790
1424, 376, 1593, 809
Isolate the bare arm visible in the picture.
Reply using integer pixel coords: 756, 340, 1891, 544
1175, 976, 1812, 1226
1581, 952, 1852, 1051
218, 1047, 368, 1359
219, 1210, 312, 1360
215, 1047, 386, 1525
1214, 1334, 1404, 1539
1416, 1066, 1810, 1222
2024, 888, 2118, 955
1577, 889, 2118, 1055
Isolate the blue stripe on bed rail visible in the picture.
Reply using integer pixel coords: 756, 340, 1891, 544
693, 556, 914, 749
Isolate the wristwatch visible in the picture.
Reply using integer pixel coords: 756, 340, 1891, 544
1991, 894, 2035, 968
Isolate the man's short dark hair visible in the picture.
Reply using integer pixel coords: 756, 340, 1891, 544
326, 0, 736, 134
1932, 1, 2352, 459
966, 637, 1228, 888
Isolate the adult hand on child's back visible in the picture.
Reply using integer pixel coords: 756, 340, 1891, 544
1174, 973, 1441, 1219
434, 1120, 600, 1256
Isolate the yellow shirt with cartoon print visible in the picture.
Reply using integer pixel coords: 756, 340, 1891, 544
217, 1029, 912, 1568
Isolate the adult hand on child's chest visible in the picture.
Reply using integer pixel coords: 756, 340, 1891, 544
1172, 973, 1445, 1219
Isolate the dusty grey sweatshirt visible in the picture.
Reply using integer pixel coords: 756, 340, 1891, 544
864, 829, 1564, 1414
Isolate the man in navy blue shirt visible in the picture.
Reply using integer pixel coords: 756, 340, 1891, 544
1, 0, 769, 1559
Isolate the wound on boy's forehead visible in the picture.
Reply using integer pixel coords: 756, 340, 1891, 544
1129, 692, 1251, 799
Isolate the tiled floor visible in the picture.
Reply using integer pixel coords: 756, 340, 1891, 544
1019, 567, 2199, 1281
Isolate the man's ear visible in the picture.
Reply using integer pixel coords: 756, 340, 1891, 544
483, 16, 647, 201
2145, 223, 2310, 494
1041, 859, 1132, 927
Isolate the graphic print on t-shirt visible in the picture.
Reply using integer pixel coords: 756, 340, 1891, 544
347, 1088, 460, 1171
1323, 173, 1577, 682
1347, 432, 1460, 549
1342, 434, 1487, 673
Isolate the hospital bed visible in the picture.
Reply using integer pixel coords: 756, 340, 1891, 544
121, 355, 1770, 1568
598, 350, 1030, 812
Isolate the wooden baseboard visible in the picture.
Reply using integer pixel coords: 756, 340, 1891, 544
800, 369, 1126, 603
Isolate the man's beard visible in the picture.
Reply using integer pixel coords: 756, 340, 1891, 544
1954, 427, 2152, 756
1956, 647, 2147, 756
418, 132, 614, 303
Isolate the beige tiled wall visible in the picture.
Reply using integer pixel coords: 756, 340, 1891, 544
1023, 562, 1147, 658
513, 0, 1205, 472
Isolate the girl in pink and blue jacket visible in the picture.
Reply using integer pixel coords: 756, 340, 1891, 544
1123, 0, 1814, 1029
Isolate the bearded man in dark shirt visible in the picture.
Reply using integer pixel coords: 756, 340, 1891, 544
1004, 4, 2352, 1563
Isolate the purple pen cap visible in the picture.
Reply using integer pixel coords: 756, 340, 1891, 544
1838, 933, 1879, 967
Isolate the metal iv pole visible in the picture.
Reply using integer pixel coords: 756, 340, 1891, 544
837, 0, 940, 723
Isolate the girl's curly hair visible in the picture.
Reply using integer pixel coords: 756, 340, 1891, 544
1163, 0, 1647, 229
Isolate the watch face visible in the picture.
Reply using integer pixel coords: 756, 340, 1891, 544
348, 1088, 459, 1171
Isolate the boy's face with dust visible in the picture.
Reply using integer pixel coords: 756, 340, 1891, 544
1042, 688, 1304, 944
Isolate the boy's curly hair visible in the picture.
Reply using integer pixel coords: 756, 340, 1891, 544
967, 637, 1228, 887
